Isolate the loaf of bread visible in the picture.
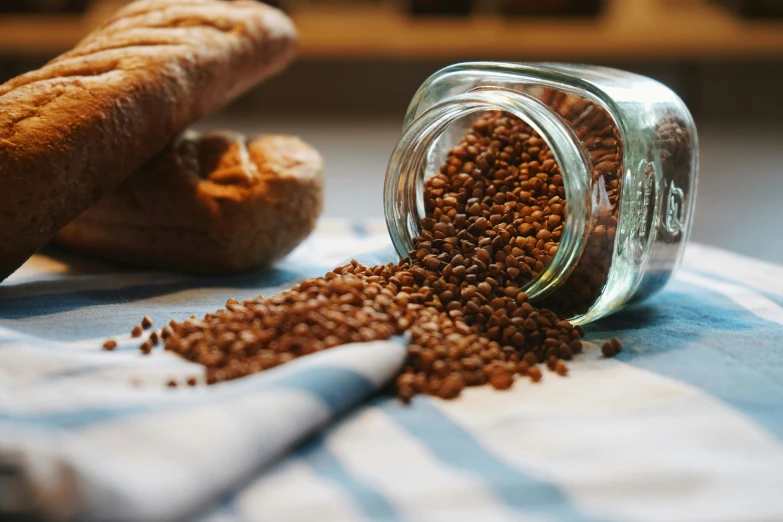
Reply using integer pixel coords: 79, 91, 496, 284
56, 130, 323, 274
0, 0, 297, 280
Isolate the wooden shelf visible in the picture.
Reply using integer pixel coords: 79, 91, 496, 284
0, 0, 124, 55
1, 0, 782, 60
294, 0, 783, 59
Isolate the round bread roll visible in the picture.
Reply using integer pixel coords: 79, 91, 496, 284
56, 130, 323, 274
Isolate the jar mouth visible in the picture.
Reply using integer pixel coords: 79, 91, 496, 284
383, 88, 593, 301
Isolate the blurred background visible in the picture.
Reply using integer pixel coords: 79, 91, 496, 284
1, 0, 782, 262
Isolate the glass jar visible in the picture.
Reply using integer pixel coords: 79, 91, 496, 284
383, 62, 698, 324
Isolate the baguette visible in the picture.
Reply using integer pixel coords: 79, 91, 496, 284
0, 0, 297, 280
56, 131, 323, 274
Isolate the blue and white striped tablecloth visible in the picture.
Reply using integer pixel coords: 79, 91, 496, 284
1, 219, 782, 522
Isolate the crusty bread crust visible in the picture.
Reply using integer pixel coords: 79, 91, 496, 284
0, 0, 297, 280
56, 131, 323, 274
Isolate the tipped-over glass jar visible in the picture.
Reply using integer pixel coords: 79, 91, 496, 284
384, 62, 698, 324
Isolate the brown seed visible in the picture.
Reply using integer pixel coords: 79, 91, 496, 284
149, 331, 159, 346
167, 379, 177, 388
140, 341, 152, 355
399, 386, 415, 403
528, 366, 542, 382
536, 229, 552, 241
102, 339, 117, 351
186, 377, 197, 386
438, 373, 465, 399
131, 325, 143, 338
489, 371, 514, 390
555, 360, 569, 376
141, 316, 153, 329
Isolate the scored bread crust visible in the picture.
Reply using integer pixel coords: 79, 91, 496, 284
56, 131, 324, 274
0, 0, 297, 280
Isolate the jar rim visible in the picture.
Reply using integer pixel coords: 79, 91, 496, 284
383, 88, 593, 301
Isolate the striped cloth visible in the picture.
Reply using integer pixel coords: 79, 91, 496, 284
1, 219, 782, 522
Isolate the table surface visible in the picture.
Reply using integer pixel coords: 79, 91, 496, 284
1, 221, 782, 521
